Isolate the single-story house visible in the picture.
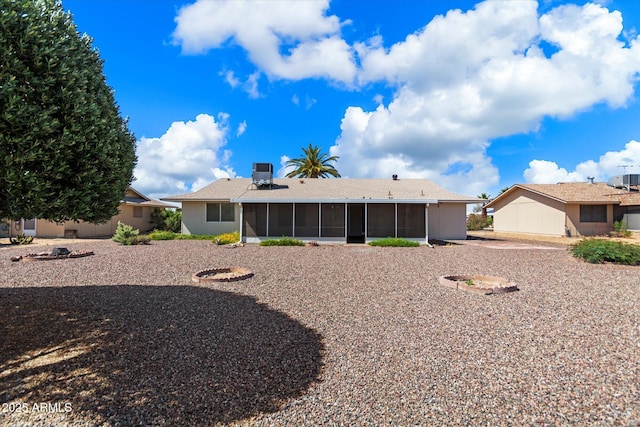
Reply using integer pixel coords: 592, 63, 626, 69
485, 181, 640, 237
2, 187, 174, 238
163, 174, 481, 244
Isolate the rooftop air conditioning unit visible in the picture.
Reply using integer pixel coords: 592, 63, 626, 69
608, 174, 639, 189
252, 163, 273, 188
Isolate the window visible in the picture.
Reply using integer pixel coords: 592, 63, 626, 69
580, 205, 606, 223
221, 204, 235, 221
206, 203, 235, 222
133, 206, 143, 218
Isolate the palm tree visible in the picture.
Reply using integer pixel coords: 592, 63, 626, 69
475, 193, 491, 214
285, 144, 341, 178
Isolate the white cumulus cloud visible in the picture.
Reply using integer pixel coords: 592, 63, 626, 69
173, 0, 356, 84
171, 1, 640, 197
132, 114, 236, 199
524, 140, 640, 183
331, 1, 640, 195
236, 120, 247, 137
276, 155, 294, 178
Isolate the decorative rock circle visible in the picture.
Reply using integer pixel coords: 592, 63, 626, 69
438, 274, 518, 295
192, 267, 253, 283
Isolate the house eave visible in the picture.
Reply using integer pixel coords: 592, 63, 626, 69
230, 198, 441, 204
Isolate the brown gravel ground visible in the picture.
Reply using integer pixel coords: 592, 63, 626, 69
0, 239, 639, 426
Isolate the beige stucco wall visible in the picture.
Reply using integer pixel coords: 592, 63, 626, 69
181, 201, 240, 235
32, 205, 157, 238
428, 203, 467, 240
565, 203, 613, 236
492, 190, 567, 236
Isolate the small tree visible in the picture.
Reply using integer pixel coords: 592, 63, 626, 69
285, 144, 340, 178
112, 221, 148, 245
151, 208, 182, 233
0, 0, 137, 223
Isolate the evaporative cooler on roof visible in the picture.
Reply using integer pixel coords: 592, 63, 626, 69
252, 163, 273, 188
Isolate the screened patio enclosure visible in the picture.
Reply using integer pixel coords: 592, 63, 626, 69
241, 202, 427, 243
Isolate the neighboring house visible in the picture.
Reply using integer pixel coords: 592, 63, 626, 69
485, 181, 640, 237
163, 173, 481, 244
4, 187, 174, 238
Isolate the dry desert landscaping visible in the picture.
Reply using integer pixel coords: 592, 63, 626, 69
1, 236, 639, 426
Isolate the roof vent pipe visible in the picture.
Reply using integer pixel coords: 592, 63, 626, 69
392, 174, 398, 180
587, 176, 594, 184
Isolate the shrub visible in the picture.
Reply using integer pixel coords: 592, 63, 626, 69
466, 213, 492, 231
260, 237, 305, 246
112, 222, 147, 245
177, 234, 218, 240
148, 230, 177, 240
10, 234, 33, 245
570, 238, 640, 265
368, 237, 420, 247
128, 235, 150, 245
151, 208, 182, 233
213, 231, 240, 245
610, 220, 632, 238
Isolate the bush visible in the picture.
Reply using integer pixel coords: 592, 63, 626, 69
10, 234, 33, 245
467, 213, 492, 231
610, 220, 632, 238
112, 222, 148, 245
570, 238, 640, 265
368, 237, 420, 247
179, 234, 218, 240
151, 208, 182, 233
260, 237, 305, 246
148, 230, 177, 240
213, 231, 240, 245
128, 235, 150, 245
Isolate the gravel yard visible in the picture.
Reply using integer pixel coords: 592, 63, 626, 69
1, 239, 639, 426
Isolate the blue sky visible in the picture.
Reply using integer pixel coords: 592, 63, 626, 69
61, 0, 640, 199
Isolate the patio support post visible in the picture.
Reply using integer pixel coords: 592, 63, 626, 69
266, 203, 270, 237
238, 203, 244, 242
344, 203, 347, 241
425, 204, 429, 244
292, 203, 296, 238
395, 203, 398, 238
364, 203, 368, 242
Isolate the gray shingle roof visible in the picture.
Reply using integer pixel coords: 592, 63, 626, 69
162, 178, 481, 203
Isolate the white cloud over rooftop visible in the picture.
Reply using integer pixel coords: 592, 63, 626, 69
133, 114, 236, 199
168, 0, 640, 197
524, 140, 640, 184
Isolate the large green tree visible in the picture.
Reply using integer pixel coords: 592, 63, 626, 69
285, 144, 340, 178
0, 0, 137, 223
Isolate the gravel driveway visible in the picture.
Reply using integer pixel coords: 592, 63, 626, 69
1, 240, 639, 426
